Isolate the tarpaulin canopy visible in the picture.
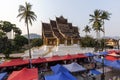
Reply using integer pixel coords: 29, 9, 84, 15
85, 52, 95, 57
108, 52, 120, 57
90, 69, 101, 75
97, 67, 112, 73
32, 57, 47, 64
108, 50, 117, 54
0, 59, 29, 67
45, 72, 77, 80
7, 68, 38, 80
61, 54, 74, 60
110, 60, 120, 69
72, 54, 87, 58
61, 54, 87, 60
46, 55, 62, 62
94, 58, 113, 67
63, 62, 86, 72
51, 64, 69, 74
0, 72, 7, 80
99, 51, 108, 55
105, 56, 118, 61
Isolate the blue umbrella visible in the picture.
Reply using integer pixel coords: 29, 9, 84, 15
90, 69, 101, 75
85, 52, 95, 57
94, 58, 113, 67
94, 58, 102, 63
51, 64, 69, 74
45, 72, 77, 80
99, 51, 108, 55
0, 72, 7, 80
111, 60, 120, 69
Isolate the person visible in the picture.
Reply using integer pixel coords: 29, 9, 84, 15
90, 74, 96, 80
92, 77, 96, 80
0, 57, 5, 64
40, 71, 45, 80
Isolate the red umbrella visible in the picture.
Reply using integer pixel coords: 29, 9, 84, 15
62, 54, 74, 60
75, 54, 87, 58
32, 57, 47, 64
0, 59, 29, 67
105, 56, 118, 61
46, 55, 62, 62
7, 68, 38, 80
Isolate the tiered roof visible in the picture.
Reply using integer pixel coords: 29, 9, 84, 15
42, 16, 80, 39
56, 16, 80, 38
42, 23, 55, 38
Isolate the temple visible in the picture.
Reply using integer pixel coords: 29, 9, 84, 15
42, 16, 80, 45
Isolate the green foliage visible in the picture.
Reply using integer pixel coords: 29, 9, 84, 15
0, 37, 13, 58
80, 36, 95, 47
0, 20, 22, 58
83, 25, 91, 36
0, 37, 8, 53
17, 2, 37, 25
0, 31, 6, 38
3, 48, 11, 58
14, 35, 28, 49
13, 25, 22, 36
31, 38, 43, 47
2, 21, 13, 32
89, 9, 103, 33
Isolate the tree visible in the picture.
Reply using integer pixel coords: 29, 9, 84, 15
2, 21, 13, 33
14, 35, 28, 50
83, 25, 91, 36
89, 9, 104, 51
3, 40, 12, 58
101, 10, 111, 36
0, 21, 21, 58
80, 36, 95, 47
12, 24, 22, 36
101, 11, 111, 50
0, 31, 6, 38
0, 36, 7, 53
31, 38, 43, 47
17, 2, 37, 68
89, 9, 103, 39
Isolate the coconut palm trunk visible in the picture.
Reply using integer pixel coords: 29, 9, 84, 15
26, 21, 32, 68
102, 20, 106, 51
101, 11, 111, 51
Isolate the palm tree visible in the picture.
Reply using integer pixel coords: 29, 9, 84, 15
17, 2, 37, 68
100, 11, 111, 50
101, 11, 111, 36
89, 9, 103, 39
89, 9, 104, 51
83, 25, 91, 36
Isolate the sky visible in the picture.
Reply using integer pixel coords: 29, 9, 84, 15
0, 0, 120, 37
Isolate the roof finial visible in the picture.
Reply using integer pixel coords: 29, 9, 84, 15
60, 15, 64, 18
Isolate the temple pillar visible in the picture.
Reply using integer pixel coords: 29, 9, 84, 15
77, 40, 80, 44
56, 38, 59, 46
65, 39, 67, 46
43, 38, 45, 45
71, 38, 73, 45
46, 38, 48, 45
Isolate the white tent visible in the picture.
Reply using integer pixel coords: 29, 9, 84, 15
63, 62, 86, 72
96, 67, 112, 73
